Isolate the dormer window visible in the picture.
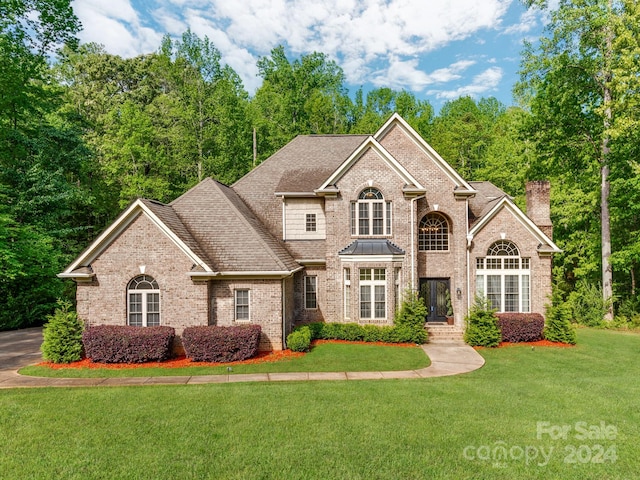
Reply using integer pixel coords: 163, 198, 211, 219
350, 188, 392, 236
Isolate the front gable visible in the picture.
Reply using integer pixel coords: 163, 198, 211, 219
59, 199, 213, 281
374, 113, 476, 197
316, 137, 425, 197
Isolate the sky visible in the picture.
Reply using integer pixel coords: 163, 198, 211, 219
70, 0, 550, 110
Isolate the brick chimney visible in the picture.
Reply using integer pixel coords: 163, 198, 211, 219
526, 181, 553, 239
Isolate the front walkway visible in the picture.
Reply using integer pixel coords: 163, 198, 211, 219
0, 328, 484, 389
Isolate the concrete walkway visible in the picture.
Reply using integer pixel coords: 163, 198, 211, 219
0, 328, 484, 389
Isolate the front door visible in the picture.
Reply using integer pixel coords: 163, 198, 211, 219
419, 278, 450, 323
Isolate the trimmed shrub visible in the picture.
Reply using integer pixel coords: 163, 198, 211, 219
41, 300, 84, 364
464, 298, 501, 347
83, 325, 175, 363
544, 301, 577, 345
362, 324, 383, 342
287, 326, 311, 352
294, 321, 426, 345
496, 313, 544, 343
394, 290, 428, 329
341, 323, 366, 341
182, 325, 261, 362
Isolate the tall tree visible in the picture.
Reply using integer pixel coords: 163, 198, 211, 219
518, 0, 640, 320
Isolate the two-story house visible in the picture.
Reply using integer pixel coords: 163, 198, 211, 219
60, 114, 560, 350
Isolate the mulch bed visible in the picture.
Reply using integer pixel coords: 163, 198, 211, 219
475, 339, 574, 349
36, 339, 417, 370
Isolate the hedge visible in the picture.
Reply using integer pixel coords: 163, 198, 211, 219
291, 321, 427, 346
286, 326, 311, 352
182, 325, 261, 362
82, 325, 175, 363
496, 313, 544, 343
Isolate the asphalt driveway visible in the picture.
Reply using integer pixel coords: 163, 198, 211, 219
0, 327, 43, 371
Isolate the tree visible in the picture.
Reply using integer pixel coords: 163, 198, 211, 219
518, 0, 640, 320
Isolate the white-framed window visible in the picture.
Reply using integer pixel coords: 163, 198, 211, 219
394, 267, 402, 311
419, 213, 449, 251
127, 275, 160, 327
360, 268, 386, 319
350, 188, 392, 236
304, 276, 317, 309
344, 268, 351, 319
476, 241, 530, 312
306, 213, 316, 232
235, 289, 250, 321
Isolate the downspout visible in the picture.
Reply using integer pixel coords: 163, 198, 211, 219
466, 198, 472, 318
410, 195, 426, 291
281, 276, 287, 349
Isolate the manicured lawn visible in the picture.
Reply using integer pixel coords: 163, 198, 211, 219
2, 328, 639, 479
19, 342, 430, 377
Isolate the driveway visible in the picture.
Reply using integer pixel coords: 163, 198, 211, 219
0, 327, 43, 371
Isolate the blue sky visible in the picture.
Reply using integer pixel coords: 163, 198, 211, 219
71, 0, 551, 109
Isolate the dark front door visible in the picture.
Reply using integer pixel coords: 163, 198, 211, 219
419, 278, 450, 323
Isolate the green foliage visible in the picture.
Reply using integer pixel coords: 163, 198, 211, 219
394, 289, 428, 328
566, 280, 608, 327
301, 321, 427, 345
41, 300, 84, 363
463, 297, 501, 347
544, 298, 577, 345
286, 326, 311, 352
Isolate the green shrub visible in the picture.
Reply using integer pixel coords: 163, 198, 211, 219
287, 326, 312, 352
463, 297, 501, 347
391, 324, 428, 344
307, 322, 324, 339
41, 300, 84, 364
544, 299, 577, 345
362, 324, 383, 342
567, 280, 608, 327
319, 322, 342, 339
341, 323, 365, 341
291, 321, 426, 345
394, 289, 428, 329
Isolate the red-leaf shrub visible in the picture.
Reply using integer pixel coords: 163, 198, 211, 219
496, 313, 544, 343
182, 325, 261, 362
82, 326, 175, 363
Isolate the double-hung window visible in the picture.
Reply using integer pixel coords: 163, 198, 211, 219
359, 268, 386, 319
351, 188, 391, 236
475, 241, 530, 312
235, 289, 250, 321
304, 276, 317, 309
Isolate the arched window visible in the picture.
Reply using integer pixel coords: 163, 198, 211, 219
350, 187, 392, 236
418, 213, 449, 251
476, 241, 530, 312
127, 275, 160, 326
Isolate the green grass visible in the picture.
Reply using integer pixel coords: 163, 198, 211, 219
19, 342, 430, 377
2, 328, 639, 479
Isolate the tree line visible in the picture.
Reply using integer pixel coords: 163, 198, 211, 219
1, 0, 638, 330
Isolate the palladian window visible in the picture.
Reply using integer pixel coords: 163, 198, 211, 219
476, 241, 530, 313
350, 188, 392, 236
127, 275, 160, 326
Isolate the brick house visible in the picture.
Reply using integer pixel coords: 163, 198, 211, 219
60, 114, 560, 350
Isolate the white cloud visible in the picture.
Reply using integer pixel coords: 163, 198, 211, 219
372, 58, 476, 91
503, 8, 538, 35
429, 66, 504, 99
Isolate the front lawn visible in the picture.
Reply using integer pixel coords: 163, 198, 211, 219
19, 341, 430, 377
1, 328, 639, 479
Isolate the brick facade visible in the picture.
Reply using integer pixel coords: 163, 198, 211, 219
65, 114, 559, 354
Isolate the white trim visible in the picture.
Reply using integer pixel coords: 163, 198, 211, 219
190, 267, 304, 280
61, 200, 213, 276
317, 137, 425, 192
468, 197, 562, 253
374, 113, 475, 192
234, 289, 251, 322
339, 255, 405, 262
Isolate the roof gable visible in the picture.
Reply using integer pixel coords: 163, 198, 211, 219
317, 137, 425, 193
59, 199, 213, 279
374, 113, 476, 195
468, 197, 561, 253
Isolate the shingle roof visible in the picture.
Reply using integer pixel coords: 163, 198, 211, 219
468, 181, 510, 226
339, 239, 405, 256
170, 178, 299, 273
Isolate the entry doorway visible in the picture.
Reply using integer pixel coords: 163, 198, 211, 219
419, 278, 451, 323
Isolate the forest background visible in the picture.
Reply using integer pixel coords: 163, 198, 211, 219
2, 0, 639, 330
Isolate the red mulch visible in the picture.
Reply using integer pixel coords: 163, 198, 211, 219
475, 339, 574, 349
35, 339, 417, 370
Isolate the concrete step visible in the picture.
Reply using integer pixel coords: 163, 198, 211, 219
425, 324, 464, 343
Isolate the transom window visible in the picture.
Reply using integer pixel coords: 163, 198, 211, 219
476, 241, 530, 313
127, 275, 160, 327
350, 188, 392, 236
359, 268, 386, 319
419, 213, 449, 251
